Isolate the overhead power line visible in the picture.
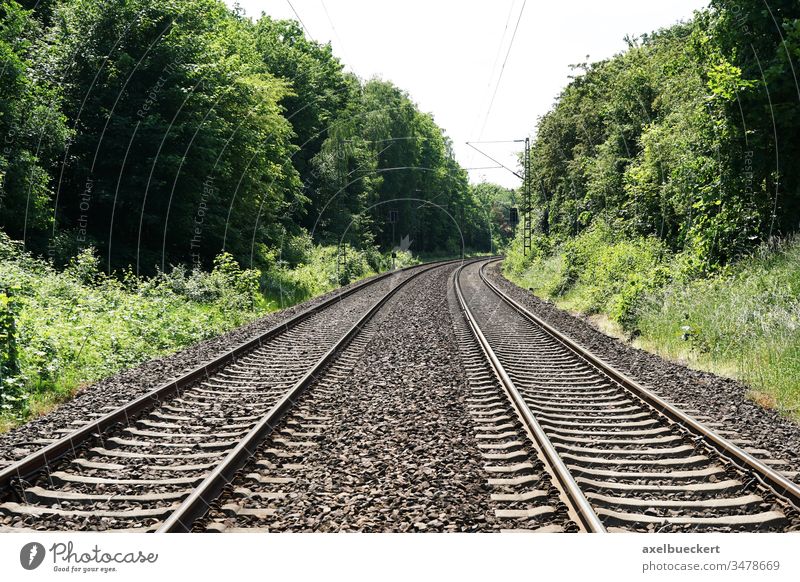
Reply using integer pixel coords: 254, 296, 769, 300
468, 140, 526, 144
286, 0, 315, 42
319, 0, 355, 74
474, 0, 516, 134
465, 141, 523, 179
478, 0, 527, 140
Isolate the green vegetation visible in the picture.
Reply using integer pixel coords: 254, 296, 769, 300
505, 228, 800, 418
261, 237, 417, 308
506, 1, 800, 418
637, 239, 800, 417
0, 0, 515, 425
529, 1, 800, 271
505, 222, 671, 326
0, 231, 411, 427
0, 0, 509, 270
0, 232, 262, 425
4, 0, 797, 424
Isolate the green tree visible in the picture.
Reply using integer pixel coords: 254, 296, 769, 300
528, 3, 800, 268
251, 16, 351, 190
0, 1, 69, 252
47, 0, 300, 272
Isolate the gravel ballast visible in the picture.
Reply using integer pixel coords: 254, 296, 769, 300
4, 256, 797, 532
205, 263, 497, 532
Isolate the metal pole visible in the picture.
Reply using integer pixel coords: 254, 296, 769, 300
523, 137, 532, 256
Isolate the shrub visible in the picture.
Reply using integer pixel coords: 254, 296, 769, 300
635, 237, 800, 416
0, 241, 271, 424
0, 287, 22, 413
0, 232, 409, 428
504, 224, 800, 418
504, 220, 672, 325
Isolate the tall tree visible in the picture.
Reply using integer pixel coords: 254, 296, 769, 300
528, 2, 800, 269
0, 1, 69, 253
47, 0, 300, 272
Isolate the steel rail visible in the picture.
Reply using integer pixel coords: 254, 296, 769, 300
453, 262, 606, 533
0, 258, 457, 495
159, 259, 469, 531
478, 259, 800, 509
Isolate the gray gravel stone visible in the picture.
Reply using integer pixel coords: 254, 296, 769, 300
203, 264, 497, 532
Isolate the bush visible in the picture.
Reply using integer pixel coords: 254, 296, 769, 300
0, 239, 271, 424
0, 231, 415, 428
502, 231, 552, 278
259, 243, 418, 308
635, 237, 800, 416
561, 223, 671, 323
65, 247, 103, 285
504, 220, 672, 325
503, 223, 800, 419
0, 286, 22, 413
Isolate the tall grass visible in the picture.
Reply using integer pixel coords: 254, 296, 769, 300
635, 241, 800, 416
0, 241, 269, 425
505, 222, 671, 325
503, 223, 800, 420
262, 243, 416, 308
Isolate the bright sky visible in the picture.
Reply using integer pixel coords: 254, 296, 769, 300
227, 0, 709, 188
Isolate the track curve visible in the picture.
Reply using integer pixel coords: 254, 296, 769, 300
454, 259, 800, 533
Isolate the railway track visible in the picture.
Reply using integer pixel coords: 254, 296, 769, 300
447, 281, 585, 532
194, 311, 383, 532
195, 259, 544, 533
0, 260, 457, 532
1, 255, 798, 533
454, 259, 800, 532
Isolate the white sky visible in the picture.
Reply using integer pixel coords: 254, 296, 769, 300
226, 0, 709, 188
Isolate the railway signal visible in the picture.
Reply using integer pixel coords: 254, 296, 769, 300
387, 209, 400, 268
